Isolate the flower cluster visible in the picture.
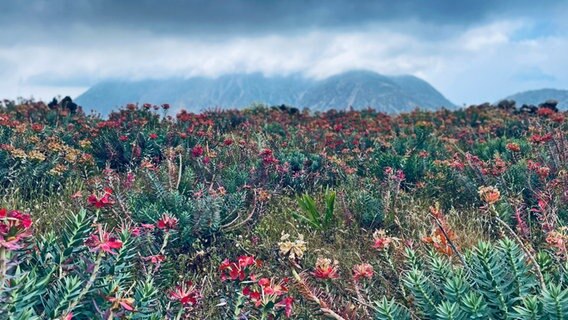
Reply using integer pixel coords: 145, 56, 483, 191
0, 208, 33, 250
422, 206, 458, 256
169, 281, 201, 310
372, 229, 398, 251
478, 186, 501, 205
219, 255, 261, 281
85, 224, 123, 255
278, 233, 307, 261
243, 277, 294, 317
88, 187, 115, 208
312, 257, 340, 280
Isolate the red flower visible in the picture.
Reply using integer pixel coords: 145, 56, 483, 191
87, 188, 114, 208
530, 133, 553, 144
244, 277, 289, 308
277, 296, 294, 318
372, 229, 396, 251
312, 258, 340, 280
31, 123, 44, 133
143, 254, 166, 264
85, 224, 123, 255
219, 256, 259, 281
169, 281, 201, 307
156, 213, 178, 231
119, 135, 129, 142
506, 143, 520, 152
537, 166, 550, 179
352, 263, 374, 281
191, 145, 204, 157
259, 148, 279, 165
537, 107, 555, 117
149, 133, 158, 140
0, 208, 33, 250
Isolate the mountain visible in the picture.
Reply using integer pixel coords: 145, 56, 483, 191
504, 88, 568, 109
75, 70, 455, 114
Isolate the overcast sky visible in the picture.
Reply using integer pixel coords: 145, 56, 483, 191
1, 0, 567, 105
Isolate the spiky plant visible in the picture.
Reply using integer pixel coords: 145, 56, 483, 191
376, 239, 568, 320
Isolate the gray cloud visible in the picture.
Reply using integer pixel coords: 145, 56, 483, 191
0, 1, 567, 104
0, 0, 563, 39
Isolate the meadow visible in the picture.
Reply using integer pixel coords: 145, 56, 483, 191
0, 99, 567, 319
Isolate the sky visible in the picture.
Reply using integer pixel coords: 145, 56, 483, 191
1, 0, 567, 105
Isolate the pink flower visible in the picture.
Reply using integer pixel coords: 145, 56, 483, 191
85, 224, 123, 255
87, 188, 114, 208
191, 145, 204, 157
219, 256, 260, 281
352, 263, 374, 281
156, 213, 178, 231
372, 229, 397, 251
143, 254, 166, 264
169, 281, 201, 307
0, 208, 33, 250
312, 258, 340, 280
277, 296, 294, 318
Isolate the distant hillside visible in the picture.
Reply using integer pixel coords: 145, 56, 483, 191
75, 70, 456, 114
505, 88, 568, 109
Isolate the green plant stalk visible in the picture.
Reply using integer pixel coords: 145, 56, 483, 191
232, 290, 245, 320
64, 251, 103, 316
492, 214, 546, 290
383, 250, 407, 300
0, 247, 7, 287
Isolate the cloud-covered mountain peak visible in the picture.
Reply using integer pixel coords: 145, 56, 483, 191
75, 70, 455, 114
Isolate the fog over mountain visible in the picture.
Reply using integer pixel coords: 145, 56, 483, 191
76, 70, 455, 114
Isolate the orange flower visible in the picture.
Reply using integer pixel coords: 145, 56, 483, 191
506, 143, 520, 152
478, 186, 500, 205
422, 206, 458, 256
422, 229, 455, 256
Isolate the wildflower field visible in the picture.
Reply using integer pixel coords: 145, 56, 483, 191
1, 100, 568, 319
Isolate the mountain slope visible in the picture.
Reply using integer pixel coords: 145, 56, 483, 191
505, 88, 568, 109
75, 70, 455, 114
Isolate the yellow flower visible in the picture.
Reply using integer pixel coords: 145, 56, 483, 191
28, 150, 46, 161
10, 148, 27, 159
47, 140, 65, 152
79, 139, 92, 148
49, 164, 67, 176
15, 124, 27, 133
278, 233, 307, 261
29, 136, 40, 144
64, 149, 80, 162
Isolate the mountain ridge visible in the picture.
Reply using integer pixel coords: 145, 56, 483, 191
75, 70, 456, 114
504, 88, 568, 110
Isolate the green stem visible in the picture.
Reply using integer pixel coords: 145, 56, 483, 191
0, 247, 7, 287
232, 292, 245, 320
493, 215, 546, 290
64, 251, 103, 315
